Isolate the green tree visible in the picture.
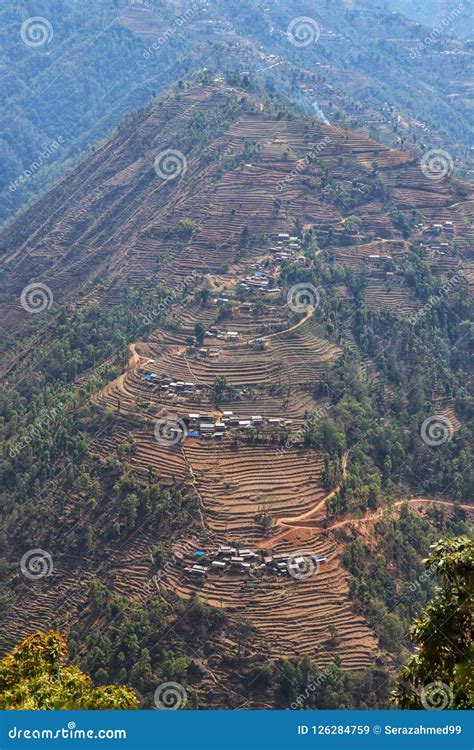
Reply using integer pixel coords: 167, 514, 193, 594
196, 288, 210, 306
178, 218, 194, 237
0, 631, 138, 709
392, 536, 473, 709
345, 215, 362, 233
213, 375, 227, 406
240, 226, 249, 246
194, 323, 205, 344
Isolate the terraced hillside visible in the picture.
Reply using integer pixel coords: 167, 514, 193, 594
2, 0, 473, 229
1, 82, 472, 709
2, 83, 471, 351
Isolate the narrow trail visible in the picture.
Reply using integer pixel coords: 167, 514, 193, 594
94, 342, 145, 403
328, 497, 473, 531
398, 497, 473, 513
247, 306, 314, 344
181, 444, 209, 533
119, 343, 144, 387
255, 452, 348, 549
256, 463, 471, 549
277, 452, 349, 526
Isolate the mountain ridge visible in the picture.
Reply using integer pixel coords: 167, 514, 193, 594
1, 0, 472, 227
0, 80, 472, 709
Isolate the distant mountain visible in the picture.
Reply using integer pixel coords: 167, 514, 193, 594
374, 0, 474, 40
1, 0, 472, 227
1, 79, 472, 328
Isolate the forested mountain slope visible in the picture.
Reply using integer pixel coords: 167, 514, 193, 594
1, 0, 472, 227
0, 81, 472, 708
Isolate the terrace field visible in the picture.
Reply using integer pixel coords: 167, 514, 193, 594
0, 81, 471, 708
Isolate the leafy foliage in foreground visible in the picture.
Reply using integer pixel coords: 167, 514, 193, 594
0, 631, 138, 709
392, 535, 474, 709
343, 506, 470, 659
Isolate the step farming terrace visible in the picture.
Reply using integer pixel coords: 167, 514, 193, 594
1, 83, 472, 698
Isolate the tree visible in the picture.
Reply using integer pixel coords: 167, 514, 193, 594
392, 536, 473, 710
235, 617, 254, 659
345, 215, 362, 233
0, 631, 138, 709
194, 323, 205, 344
327, 624, 341, 646
178, 218, 194, 237
196, 288, 210, 306
240, 226, 249, 246
213, 375, 227, 406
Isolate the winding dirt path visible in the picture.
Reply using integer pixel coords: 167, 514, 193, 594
255, 452, 348, 549
326, 497, 473, 531
256, 462, 472, 550
247, 305, 314, 344
94, 342, 146, 404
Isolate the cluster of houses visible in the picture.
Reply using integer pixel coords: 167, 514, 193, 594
417, 221, 455, 256
183, 545, 326, 579
240, 266, 275, 292
198, 345, 222, 358
208, 325, 239, 340
195, 326, 242, 359
143, 366, 197, 397
255, 233, 306, 270
429, 222, 454, 256
269, 233, 303, 263
187, 411, 292, 439
208, 300, 255, 317
431, 221, 454, 233
141, 231, 308, 409
364, 254, 395, 277
237, 234, 304, 294
417, 221, 454, 234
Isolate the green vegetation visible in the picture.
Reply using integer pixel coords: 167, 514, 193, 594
273, 659, 390, 709
70, 592, 227, 708
281, 244, 472, 508
0, 631, 137, 709
0, 75, 471, 710
392, 535, 473, 709
2, 0, 472, 227
343, 509, 470, 660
